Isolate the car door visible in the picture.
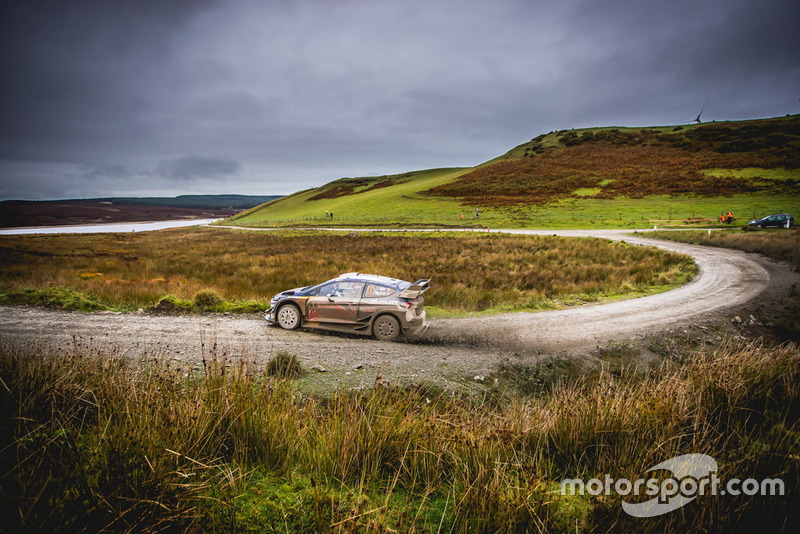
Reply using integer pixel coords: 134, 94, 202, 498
309, 281, 364, 324
358, 283, 398, 321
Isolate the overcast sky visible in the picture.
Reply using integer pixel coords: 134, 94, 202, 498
1, 0, 798, 200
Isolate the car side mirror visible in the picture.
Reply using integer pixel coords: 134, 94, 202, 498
327, 294, 335, 301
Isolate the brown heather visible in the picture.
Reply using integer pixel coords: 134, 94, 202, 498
0, 228, 695, 312
426, 117, 800, 206
651, 228, 800, 270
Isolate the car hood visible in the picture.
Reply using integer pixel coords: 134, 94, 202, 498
273, 286, 308, 298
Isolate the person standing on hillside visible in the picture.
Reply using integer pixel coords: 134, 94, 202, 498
475, 208, 480, 219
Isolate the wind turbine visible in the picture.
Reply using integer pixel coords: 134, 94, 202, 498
694, 98, 710, 124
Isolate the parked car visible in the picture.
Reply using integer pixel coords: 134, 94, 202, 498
266, 273, 429, 341
748, 213, 794, 228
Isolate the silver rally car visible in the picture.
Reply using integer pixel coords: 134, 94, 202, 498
266, 273, 429, 341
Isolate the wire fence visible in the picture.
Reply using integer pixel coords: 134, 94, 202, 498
248, 210, 793, 228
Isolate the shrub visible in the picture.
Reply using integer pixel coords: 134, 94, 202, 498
193, 289, 223, 311
151, 294, 192, 313
266, 351, 305, 379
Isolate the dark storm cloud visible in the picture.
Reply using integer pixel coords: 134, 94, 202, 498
156, 156, 241, 180
1, 0, 798, 200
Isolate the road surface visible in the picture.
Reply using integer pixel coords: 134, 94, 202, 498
1, 229, 796, 388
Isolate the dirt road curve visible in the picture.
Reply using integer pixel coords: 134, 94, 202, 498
1, 229, 797, 386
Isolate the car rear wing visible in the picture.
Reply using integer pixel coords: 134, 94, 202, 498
398, 279, 430, 299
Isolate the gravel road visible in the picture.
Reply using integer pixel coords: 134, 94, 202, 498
2, 229, 797, 388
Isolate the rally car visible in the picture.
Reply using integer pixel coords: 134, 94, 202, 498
266, 273, 429, 341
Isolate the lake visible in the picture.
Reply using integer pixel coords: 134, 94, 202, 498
0, 218, 221, 235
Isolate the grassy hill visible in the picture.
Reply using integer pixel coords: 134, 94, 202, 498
227, 115, 800, 229
227, 168, 474, 227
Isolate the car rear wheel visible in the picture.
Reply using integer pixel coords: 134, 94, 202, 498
373, 314, 400, 341
277, 304, 301, 330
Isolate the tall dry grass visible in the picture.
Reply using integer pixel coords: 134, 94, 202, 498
651, 228, 800, 270
1, 339, 797, 532
0, 228, 695, 313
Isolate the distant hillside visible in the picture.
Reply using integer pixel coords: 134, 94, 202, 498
1, 195, 282, 228
228, 116, 800, 229
110, 194, 282, 210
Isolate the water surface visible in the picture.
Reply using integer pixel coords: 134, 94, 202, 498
0, 218, 220, 235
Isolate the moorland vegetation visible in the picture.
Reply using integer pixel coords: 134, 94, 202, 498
428, 117, 800, 205
1, 338, 797, 532
0, 228, 694, 314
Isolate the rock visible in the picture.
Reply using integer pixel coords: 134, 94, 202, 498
473, 375, 486, 382
311, 364, 327, 373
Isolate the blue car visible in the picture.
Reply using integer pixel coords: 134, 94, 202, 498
748, 214, 794, 229
266, 272, 429, 341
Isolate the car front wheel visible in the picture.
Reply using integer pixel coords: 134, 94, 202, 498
277, 304, 301, 330
373, 314, 400, 342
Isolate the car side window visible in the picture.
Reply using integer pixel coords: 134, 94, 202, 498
365, 284, 395, 298
336, 281, 365, 300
